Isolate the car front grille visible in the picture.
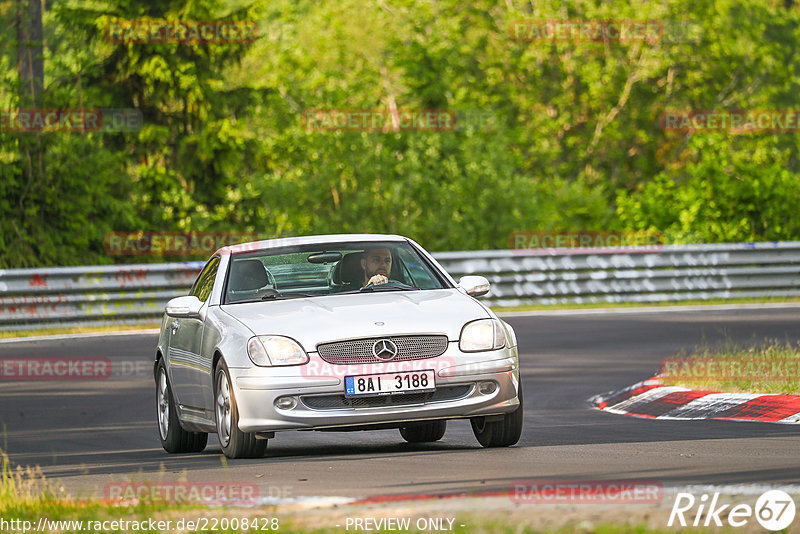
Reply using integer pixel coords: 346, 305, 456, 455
316, 335, 449, 364
300, 384, 473, 410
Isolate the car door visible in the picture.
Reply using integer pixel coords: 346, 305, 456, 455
168, 256, 219, 411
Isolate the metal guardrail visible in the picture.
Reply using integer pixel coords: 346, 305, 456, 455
437, 241, 800, 307
0, 263, 203, 331
1, 241, 799, 331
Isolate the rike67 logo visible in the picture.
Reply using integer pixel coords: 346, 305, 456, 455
668, 490, 796, 531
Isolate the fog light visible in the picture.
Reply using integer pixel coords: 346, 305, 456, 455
478, 381, 497, 394
275, 396, 297, 410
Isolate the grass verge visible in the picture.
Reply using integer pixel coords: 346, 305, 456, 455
1, 451, 699, 533
658, 340, 800, 394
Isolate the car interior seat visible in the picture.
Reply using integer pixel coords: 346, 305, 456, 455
331, 252, 364, 289
228, 259, 276, 301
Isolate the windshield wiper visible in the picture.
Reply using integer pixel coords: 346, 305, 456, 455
261, 292, 323, 300
358, 283, 419, 292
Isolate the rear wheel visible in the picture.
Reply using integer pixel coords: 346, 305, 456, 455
156, 362, 208, 453
470, 382, 523, 448
215, 360, 267, 459
399, 420, 447, 443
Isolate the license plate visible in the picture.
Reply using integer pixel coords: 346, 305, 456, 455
344, 370, 436, 397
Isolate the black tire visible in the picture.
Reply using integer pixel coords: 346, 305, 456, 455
470, 382, 523, 448
214, 360, 267, 459
399, 420, 447, 443
156, 361, 208, 453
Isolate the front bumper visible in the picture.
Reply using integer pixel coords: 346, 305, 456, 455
229, 344, 521, 433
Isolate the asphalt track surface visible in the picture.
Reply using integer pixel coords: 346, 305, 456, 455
1, 306, 800, 500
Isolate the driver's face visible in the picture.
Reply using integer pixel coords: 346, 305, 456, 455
361, 248, 392, 280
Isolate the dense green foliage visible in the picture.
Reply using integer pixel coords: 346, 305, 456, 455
1, 0, 799, 267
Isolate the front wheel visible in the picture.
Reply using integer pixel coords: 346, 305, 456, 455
470, 382, 523, 448
156, 362, 208, 453
215, 360, 267, 459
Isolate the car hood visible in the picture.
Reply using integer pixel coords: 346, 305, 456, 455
220, 289, 490, 350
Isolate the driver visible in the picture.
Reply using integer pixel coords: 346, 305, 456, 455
361, 247, 392, 286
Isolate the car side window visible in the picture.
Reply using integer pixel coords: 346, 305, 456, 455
190, 256, 220, 302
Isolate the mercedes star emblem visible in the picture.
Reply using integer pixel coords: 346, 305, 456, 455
372, 339, 399, 361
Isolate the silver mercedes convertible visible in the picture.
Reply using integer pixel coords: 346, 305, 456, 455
154, 234, 522, 458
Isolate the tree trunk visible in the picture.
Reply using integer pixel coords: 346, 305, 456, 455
17, 0, 44, 105
15, 0, 45, 251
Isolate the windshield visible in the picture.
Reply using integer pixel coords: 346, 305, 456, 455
222, 241, 450, 304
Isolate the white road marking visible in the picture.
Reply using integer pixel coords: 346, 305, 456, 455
0, 329, 159, 344
498, 302, 800, 317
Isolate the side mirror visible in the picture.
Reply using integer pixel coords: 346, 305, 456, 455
458, 275, 490, 298
165, 295, 204, 318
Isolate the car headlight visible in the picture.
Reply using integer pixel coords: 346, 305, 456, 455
247, 335, 309, 366
459, 319, 506, 352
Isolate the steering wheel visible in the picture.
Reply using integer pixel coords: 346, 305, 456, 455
359, 280, 416, 291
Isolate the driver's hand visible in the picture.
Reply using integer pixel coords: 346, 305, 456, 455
367, 274, 388, 286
